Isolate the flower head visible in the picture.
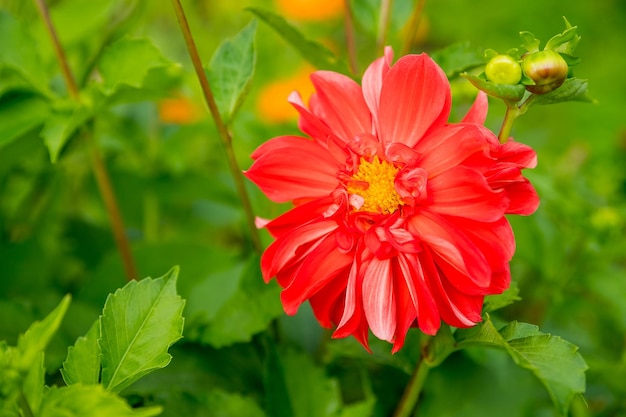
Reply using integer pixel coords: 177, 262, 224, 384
245, 48, 539, 352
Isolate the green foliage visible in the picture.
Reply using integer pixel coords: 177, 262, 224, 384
205, 20, 257, 125
98, 37, 172, 96
100, 267, 185, 393
40, 384, 162, 417
247, 7, 348, 73
0, 269, 184, 416
456, 317, 588, 416
1, 1, 624, 416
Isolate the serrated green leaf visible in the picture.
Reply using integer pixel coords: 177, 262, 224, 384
483, 281, 521, 313
40, 384, 162, 417
40, 104, 92, 163
456, 318, 587, 416
532, 78, 594, 105
205, 20, 257, 125
246, 7, 347, 73
100, 267, 185, 393
98, 37, 170, 96
197, 255, 282, 348
16, 295, 71, 370
0, 94, 49, 149
430, 42, 484, 78
61, 320, 101, 386
462, 73, 526, 102
0, 10, 50, 96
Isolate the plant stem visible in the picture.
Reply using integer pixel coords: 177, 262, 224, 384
343, 0, 358, 76
33, 0, 138, 281
377, 0, 394, 55
170, 0, 262, 254
392, 352, 432, 417
497, 95, 536, 143
497, 105, 520, 143
33, 0, 79, 100
400, 0, 427, 56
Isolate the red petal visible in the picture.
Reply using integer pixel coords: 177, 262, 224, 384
309, 71, 373, 142
461, 91, 488, 124
261, 219, 338, 281
377, 54, 451, 148
428, 166, 508, 222
280, 235, 353, 315
245, 136, 341, 202
362, 257, 396, 342
362, 46, 393, 135
417, 124, 490, 177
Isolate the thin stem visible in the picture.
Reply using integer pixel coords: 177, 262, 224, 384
392, 352, 432, 417
170, 0, 262, 254
497, 105, 520, 143
33, 0, 138, 281
86, 129, 138, 280
343, 0, 358, 76
400, 0, 427, 56
376, 0, 393, 55
33, 0, 79, 100
497, 94, 536, 143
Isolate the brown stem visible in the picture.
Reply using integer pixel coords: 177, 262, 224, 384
170, 0, 262, 254
33, 0, 79, 100
33, 0, 138, 281
343, 0, 359, 76
400, 0, 427, 56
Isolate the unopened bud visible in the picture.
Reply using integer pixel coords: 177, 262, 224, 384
522, 50, 569, 94
485, 55, 522, 85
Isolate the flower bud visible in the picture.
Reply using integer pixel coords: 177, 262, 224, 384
485, 54, 522, 85
522, 50, 569, 94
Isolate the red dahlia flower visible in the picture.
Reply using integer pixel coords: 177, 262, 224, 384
245, 48, 539, 352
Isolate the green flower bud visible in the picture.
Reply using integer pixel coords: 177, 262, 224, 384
485, 54, 522, 85
522, 50, 569, 94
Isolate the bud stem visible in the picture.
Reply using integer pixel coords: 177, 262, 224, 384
498, 95, 536, 143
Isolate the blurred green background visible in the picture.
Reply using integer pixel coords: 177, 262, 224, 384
1, 0, 625, 415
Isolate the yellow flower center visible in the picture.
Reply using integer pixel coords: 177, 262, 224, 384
346, 156, 404, 214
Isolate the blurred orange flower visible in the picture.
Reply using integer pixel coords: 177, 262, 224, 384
158, 96, 202, 125
275, 0, 344, 21
257, 65, 316, 123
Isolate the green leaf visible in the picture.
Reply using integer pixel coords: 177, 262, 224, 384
483, 281, 521, 313
456, 317, 588, 416
40, 103, 92, 163
0, 10, 50, 96
430, 42, 485, 78
545, 18, 581, 55
40, 384, 162, 417
281, 348, 341, 417
246, 7, 348, 73
98, 37, 171, 96
462, 73, 526, 102
532, 78, 595, 105
16, 295, 71, 370
205, 388, 266, 417
205, 20, 257, 125
520, 31, 541, 53
100, 267, 185, 393
194, 255, 283, 348
0, 94, 49, 149
61, 320, 101, 386
22, 352, 44, 416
